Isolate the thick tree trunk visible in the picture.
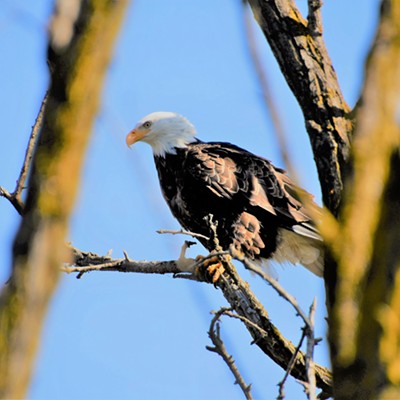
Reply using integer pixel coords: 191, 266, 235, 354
327, 1, 400, 398
0, 1, 128, 398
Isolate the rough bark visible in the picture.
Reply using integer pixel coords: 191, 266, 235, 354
247, 0, 352, 216
0, 1, 128, 398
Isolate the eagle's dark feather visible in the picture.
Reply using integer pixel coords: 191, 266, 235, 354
154, 140, 323, 276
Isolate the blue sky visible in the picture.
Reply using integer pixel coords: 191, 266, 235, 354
0, 1, 379, 399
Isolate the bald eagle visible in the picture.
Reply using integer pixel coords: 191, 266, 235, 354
126, 112, 323, 277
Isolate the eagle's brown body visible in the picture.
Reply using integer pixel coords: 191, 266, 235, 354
154, 140, 323, 276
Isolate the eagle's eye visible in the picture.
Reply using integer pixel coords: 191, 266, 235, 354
143, 121, 152, 129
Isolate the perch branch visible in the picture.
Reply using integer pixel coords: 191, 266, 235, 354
67, 246, 333, 397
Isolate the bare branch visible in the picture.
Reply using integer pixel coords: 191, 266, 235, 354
157, 228, 210, 241
304, 298, 317, 400
65, 245, 332, 396
277, 329, 307, 400
207, 308, 253, 400
15, 93, 48, 201
66, 246, 188, 277
0, 92, 47, 215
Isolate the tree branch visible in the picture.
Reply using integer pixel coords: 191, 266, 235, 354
304, 298, 317, 400
247, 0, 352, 215
207, 308, 253, 400
277, 328, 307, 400
157, 228, 210, 241
0, 92, 47, 215
67, 246, 333, 397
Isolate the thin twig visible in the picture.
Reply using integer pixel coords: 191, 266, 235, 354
0, 92, 48, 215
307, 0, 323, 37
304, 298, 317, 400
277, 329, 307, 400
215, 306, 268, 339
207, 308, 253, 400
157, 228, 209, 241
15, 92, 48, 198
242, 2, 295, 179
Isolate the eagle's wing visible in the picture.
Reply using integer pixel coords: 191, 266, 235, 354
184, 142, 321, 240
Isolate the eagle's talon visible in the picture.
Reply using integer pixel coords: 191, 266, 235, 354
195, 255, 225, 283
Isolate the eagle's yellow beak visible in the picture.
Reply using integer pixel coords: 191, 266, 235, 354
126, 128, 148, 148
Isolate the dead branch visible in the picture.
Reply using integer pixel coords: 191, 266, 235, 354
0, 92, 47, 215
207, 308, 253, 400
157, 228, 210, 241
67, 246, 333, 396
277, 328, 307, 400
304, 298, 317, 400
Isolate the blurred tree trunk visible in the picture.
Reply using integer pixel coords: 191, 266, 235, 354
249, 0, 400, 398
0, 1, 128, 398
327, 1, 400, 398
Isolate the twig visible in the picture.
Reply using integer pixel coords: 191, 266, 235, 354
307, 0, 323, 37
157, 228, 209, 241
215, 306, 268, 339
242, 2, 295, 179
277, 329, 307, 400
207, 308, 253, 400
304, 298, 317, 400
0, 92, 48, 215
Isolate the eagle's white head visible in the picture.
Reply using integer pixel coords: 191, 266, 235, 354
126, 111, 197, 157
